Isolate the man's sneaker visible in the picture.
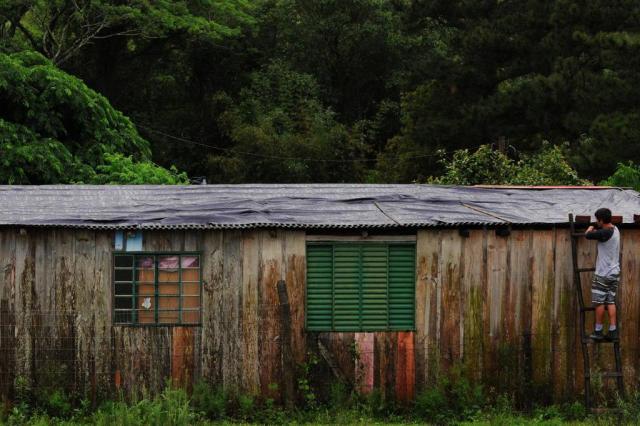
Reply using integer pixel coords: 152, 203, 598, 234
606, 329, 619, 341
590, 329, 605, 341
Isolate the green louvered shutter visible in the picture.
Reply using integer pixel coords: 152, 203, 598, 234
306, 245, 333, 330
333, 245, 361, 330
388, 244, 416, 330
361, 244, 389, 331
306, 242, 415, 331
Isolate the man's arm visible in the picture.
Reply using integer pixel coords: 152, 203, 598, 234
585, 226, 614, 242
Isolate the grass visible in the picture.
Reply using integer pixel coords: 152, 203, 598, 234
2, 375, 639, 425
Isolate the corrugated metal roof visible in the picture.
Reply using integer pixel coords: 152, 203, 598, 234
0, 185, 638, 230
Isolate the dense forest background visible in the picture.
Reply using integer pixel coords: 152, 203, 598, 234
1, 0, 640, 186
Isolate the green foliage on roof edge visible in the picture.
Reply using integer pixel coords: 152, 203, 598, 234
0, 51, 188, 184
430, 143, 590, 186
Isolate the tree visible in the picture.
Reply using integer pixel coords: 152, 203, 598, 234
1, 0, 256, 65
0, 50, 183, 184
90, 153, 189, 184
209, 61, 369, 182
431, 144, 588, 186
601, 162, 640, 191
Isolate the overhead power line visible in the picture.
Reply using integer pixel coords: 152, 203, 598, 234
137, 124, 446, 163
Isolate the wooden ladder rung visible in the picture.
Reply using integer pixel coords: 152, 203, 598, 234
577, 267, 596, 273
582, 337, 620, 344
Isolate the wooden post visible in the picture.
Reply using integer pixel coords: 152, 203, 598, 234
277, 280, 295, 408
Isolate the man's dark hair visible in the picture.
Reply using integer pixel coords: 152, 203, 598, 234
595, 208, 612, 224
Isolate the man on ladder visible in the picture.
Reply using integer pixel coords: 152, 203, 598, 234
585, 207, 620, 341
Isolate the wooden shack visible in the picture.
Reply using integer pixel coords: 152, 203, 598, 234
0, 185, 639, 404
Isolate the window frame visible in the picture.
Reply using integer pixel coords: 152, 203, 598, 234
305, 241, 417, 332
112, 251, 203, 327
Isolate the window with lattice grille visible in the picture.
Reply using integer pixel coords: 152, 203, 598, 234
306, 243, 415, 331
113, 253, 201, 325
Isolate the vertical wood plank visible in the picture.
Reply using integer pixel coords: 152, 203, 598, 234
73, 230, 97, 395
241, 231, 260, 394
283, 231, 306, 366
620, 229, 639, 394
14, 229, 35, 385
200, 230, 224, 384
222, 230, 243, 390
395, 331, 415, 403
439, 230, 462, 370
507, 230, 533, 396
355, 332, 374, 394
484, 230, 507, 382
258, 230, 283, 399
94, 231, 113, 396
530, 229, 555, 396
0, 229, 16, 398
415, 229, 441, 387
553, 229, 574, 399
461, 229, 486, 382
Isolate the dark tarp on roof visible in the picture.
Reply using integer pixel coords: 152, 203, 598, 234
0, 185, 638, 230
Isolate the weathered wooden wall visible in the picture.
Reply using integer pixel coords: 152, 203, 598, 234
416, 228, 640, 402
0, 226, 638, 404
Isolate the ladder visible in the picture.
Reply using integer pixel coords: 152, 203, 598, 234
569, 214, 624, 411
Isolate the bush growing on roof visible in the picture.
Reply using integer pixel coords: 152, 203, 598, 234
600, 162, 640, 190
431, 143, 589, 186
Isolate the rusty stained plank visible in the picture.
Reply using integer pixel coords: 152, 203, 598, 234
375, 332, 397, 401
415, 229, 441, 387
461, 229, 486, 383
354, 332, 374, 394
171, 327, 195, 390
113, 327, 171, 397
394, 331, 415, 403
283, 230, 306, 366
258, 230, 283, 400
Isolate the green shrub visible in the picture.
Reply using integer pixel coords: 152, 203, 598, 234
414, 365, 484, 424
237, 393, 255, 421
328, 381, 350, 409
92, 386, 197, 426
41, 389, 72, 419
190, 381, 227, 420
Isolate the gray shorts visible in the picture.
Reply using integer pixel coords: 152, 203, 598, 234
592, 274, 620, 305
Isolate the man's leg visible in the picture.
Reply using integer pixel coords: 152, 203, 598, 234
607, 303, 617, 327
595, 304, 606, 325
591, 304, 606, 340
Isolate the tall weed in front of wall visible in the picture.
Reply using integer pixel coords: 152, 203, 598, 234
414, 363, 485, 424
